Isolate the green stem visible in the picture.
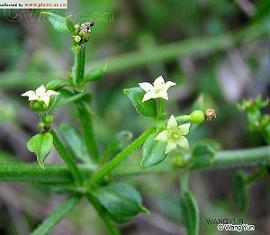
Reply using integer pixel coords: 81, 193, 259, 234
0, 163, 94, 184
51, 129, 83, 185
180, 171, 189, 194
73, 45, 85, 91
31, 194, 82, 235
211, 146, 270, 169
157, 98, 166, 120
246, 166, 268, 185
1, 146, 270, 185
85, 127, 156, 189
77, 101, 100, 163
86, 193, 121, 235
176, 115, 191, 122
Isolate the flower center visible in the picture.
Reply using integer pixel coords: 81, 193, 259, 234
172, 133, 179, 139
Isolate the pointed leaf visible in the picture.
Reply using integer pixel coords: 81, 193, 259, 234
124, 87, 157, 117
180, 191, 199, 235
233, 170, 248, 213
59, 123, 89, 163
140, 133, 167, 168
66, 15, 76, 33
27, 133, 53, 168
42, 12, 69, 32
92, 183, 147, 223
48, 90, 86, 113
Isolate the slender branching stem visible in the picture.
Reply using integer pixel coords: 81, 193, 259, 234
85, 127, 156, 189
73, 45, 86, 91
51, 129, 84, 185
31, 194, 82, 235
0, 146, 270, 185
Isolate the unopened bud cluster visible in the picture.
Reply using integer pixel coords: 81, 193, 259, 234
73, 21, 95, 45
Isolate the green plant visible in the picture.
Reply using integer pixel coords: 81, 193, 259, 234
1, 12, 269, 235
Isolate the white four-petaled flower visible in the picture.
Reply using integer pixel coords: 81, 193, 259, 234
139, 76, 176, 102
21, 85, 59, 106
155, 115, 190, 154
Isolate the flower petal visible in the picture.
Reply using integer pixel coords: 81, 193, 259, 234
142, 91, 155, 102
167, 115, 177, 129
153, 76, 165, 87
155, 130, 168, 142
46, 90, 59, 97
42, 96, 50, 106
21, 91, 37, 100
139, 82, 153, 92
36, 85, 47, 96
158, 90, 168, 100
177, 136, 189, 150
165, 81, 176, 90
166, 141, 177, 154
178, 123, 191, 136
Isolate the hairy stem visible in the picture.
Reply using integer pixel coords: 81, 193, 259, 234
51, 129, 84, 185
77, 101, 100, 163
85, 127, 156, 189
31, 194, 82, 235
86, 193, 121, 235
180, 171, 189, 194
1, 146, 270, 185
73, 45, 86, 91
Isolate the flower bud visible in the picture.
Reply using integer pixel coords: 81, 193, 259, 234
75, 21, 94, 44
30, 101, 41, 111
190, 110, 205, 124
38, 122, 45, 130
205, 109, 216, 121
45, 115, 54, 124
73, 35, 81, 44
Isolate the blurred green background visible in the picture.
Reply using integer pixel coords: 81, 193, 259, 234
1, 0, 270, 234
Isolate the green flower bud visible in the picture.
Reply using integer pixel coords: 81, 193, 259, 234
73, 35, 81, 43
38, 122, 45, 130
30, 101, 41, 111
41, 102, 48, 110
45, 115, 54, 124
190, 110, 205, 124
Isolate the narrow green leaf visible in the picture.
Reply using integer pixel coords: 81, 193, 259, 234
140, 133, 167, 169
31, 194, 82, 235
189, 144, 215, 169
124, 87, 157, 117
84, 63, 107, 83
233, 170, 248, 213
77, 101, 99, 163
180, 191, 199, 235
66, 15, 76, 33
92, 183, 147, 223
59, 123, 89, 163
27, 133, 53, 169
48, 90, 86, 113
42, 12, 69, 32
46, 79, 70, 90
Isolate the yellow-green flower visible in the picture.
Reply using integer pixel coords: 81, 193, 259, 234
22, 85, 59, 106
156, 115, 190, 154
139, 76, 176, 102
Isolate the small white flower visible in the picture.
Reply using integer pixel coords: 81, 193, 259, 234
21, 85, 59, 106
139, 76, 176, 102
155, 115, 190, 154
